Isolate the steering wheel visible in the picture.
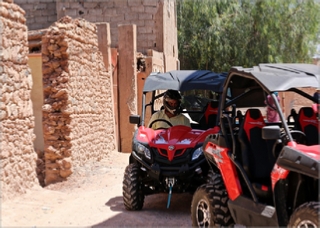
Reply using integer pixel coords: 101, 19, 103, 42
290, 130, 307, 144
148, 119, 173, 129
280, 130, 307, 145
273, 130, 306, 159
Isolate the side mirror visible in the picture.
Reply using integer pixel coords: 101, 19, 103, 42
129, 115, 140, 125
262, 125, 280, 140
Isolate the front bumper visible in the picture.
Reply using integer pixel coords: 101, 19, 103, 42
131, 150, 206, 180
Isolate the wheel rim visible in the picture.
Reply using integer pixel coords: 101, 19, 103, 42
296, 220, 318, 228
196, 199, 210, 227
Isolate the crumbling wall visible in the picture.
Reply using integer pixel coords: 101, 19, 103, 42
42, 16, 114, 185
0, 0, 39, 200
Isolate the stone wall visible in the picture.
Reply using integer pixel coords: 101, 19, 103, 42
13, 0, 57, 30
0, 0, 39, 200
41, 16, 114, 185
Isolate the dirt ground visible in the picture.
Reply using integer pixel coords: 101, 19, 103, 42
1, 150, 193, 227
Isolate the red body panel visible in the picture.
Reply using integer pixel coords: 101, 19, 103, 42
136, 125, 220, 161
271, 164, 289, 189
271, 142, 320, 189
204, 142, 242, 200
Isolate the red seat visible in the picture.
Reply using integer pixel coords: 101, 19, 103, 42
296, 107, 319, 145
238, 109, 276, 200
199, 101, 219, 130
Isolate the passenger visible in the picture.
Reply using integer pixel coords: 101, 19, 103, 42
312, 88, 320, 115
265, 92, 280, 123
148, 90, 191, 129
313, 88, 320, 101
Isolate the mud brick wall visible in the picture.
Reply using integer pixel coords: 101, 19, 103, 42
0, 0, 39, 200
13, 0, 57, 30
42, 16, 114, 185
57, 0, 178, 58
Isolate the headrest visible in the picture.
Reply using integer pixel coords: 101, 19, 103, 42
299, 107, 314, 118
209, 101, 219, 109
246, 109, 263, 120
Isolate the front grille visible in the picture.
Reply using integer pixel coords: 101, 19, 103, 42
159, 149, 167, 156
158, 148, 184, 157
151, 148, 192, 165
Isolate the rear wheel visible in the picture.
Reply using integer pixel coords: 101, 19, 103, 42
288, 202, 320, 228
122, 163, 145, 210
191, 173, 234, 227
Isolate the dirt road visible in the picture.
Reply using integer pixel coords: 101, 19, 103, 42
1, 150, 193, 227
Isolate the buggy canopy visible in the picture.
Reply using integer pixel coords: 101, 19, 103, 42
143, 70, 228, 92
230, 63, 320, 92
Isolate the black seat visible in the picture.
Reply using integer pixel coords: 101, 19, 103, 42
296, 107, 319, 145
199, 101, 219, 130
238, 109, 276, 199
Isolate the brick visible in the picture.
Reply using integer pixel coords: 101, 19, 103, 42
146, 33, 156, 41
86, 15, 98, 22
26, 17, 35, 24
27, 0, 40, 3
32, 10, 43, 17
116, 7, 130, 15
103, 1, 114, 7
128, 0, 142, 7
20, 4, 34, 11
142, 0, 157, 7
102, 16, 111, 22
14, 0, 27, 4
69, 2, 82, 10
65, 9, 78, 17
46, 3, 57, 12
28, 25, 39, 34
131, 5, 145, 13
36, 16, 49, 24
110, 15, 124, 22
138, 13, 152, 20
133, 20, 145, 26
137, 26, 152, 34
103, 8, 117, 17
144, 20, 155, 26
89, 9, 103, 15
34, 3, 46, 10
114, 0, 128, 7
83, 2, 98, 8
144, 6, 158, 14
124, 12, 138, 21
57, 2, 70, 9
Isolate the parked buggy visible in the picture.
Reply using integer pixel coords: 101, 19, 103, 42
191, 63, 320, 227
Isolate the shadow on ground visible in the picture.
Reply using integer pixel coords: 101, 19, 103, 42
93, 193, 193, 227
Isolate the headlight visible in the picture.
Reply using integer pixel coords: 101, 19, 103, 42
136, 143, 151, 159
192, 147, 203, 161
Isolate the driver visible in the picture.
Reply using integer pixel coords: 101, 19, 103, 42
148, 89, 191, 129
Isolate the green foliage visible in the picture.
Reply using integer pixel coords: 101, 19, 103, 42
177, 0, 320, 71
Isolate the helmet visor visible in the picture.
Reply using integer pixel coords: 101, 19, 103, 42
164, 97, 179, 110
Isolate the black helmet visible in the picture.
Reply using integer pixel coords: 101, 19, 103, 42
163, 90, 181, 115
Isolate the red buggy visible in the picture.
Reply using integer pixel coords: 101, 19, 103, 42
191, 64, 320, 227
122, 70, 227, 210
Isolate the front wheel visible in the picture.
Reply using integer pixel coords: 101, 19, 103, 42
191, 173, 234, 227
288, 201, 320, 228
122, 163, 145, 210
